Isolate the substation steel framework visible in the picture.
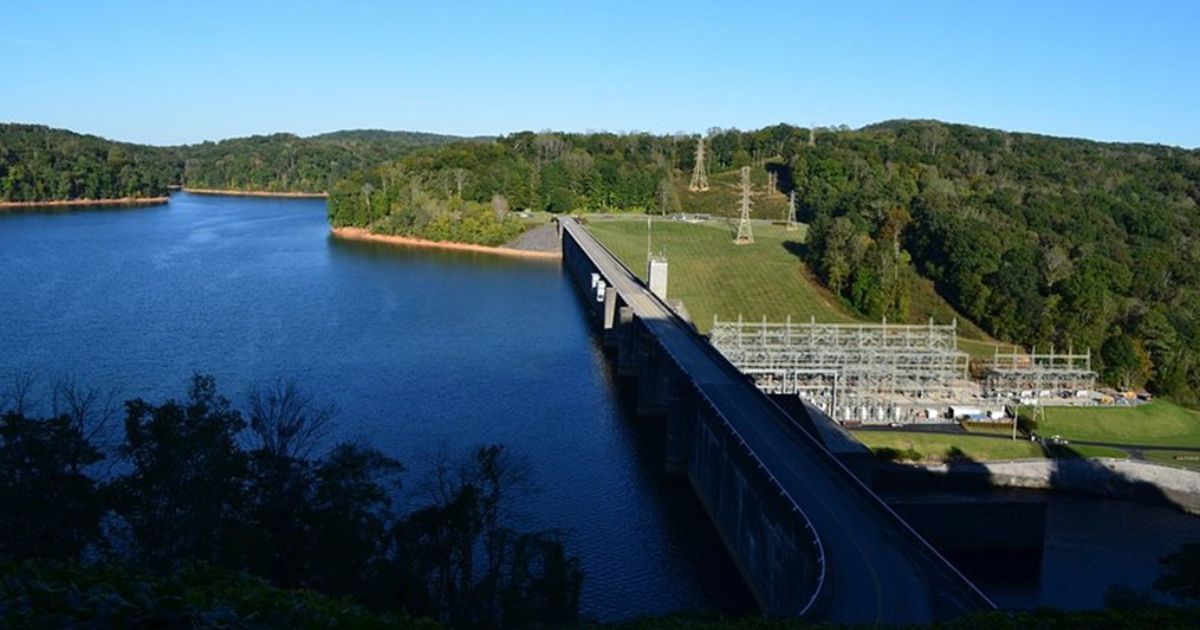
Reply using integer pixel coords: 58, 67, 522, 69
983, 348, 1096, 396
710, 316, 971, 420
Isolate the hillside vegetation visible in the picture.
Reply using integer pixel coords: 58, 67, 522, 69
793, 121, 1200, 404
181, 131, 480, 193
0, 124, 479, 201
0, 124, 179, 202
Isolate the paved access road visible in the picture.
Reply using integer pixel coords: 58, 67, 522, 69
564, 219, 993, 623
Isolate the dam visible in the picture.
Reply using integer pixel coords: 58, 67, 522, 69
559, 217, 995, 623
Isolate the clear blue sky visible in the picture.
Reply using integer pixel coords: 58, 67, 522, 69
4, 0, 1198, 147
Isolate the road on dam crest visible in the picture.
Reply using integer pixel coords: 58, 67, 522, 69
561, 218, 994, 624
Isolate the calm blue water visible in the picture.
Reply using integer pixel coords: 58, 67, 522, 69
0, 192, 750, 620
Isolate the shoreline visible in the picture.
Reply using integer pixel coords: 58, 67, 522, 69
0, 196, 168, 210
330, 226, 561, 260
181, 187, 328, 199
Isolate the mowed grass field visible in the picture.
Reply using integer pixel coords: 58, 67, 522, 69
1037, 401, 1200, 448
1143, 450, 1200, 470
851, 430, 1045, 462
674, 168, 791, 221
584, 215, 1006, 357
585, 217, 854, 332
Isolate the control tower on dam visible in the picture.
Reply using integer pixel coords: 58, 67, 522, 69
557, 217, 995, 623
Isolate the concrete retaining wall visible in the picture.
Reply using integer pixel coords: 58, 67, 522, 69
879, 458, 1200, 515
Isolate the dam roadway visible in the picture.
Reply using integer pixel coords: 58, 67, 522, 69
560, 218, 994, 624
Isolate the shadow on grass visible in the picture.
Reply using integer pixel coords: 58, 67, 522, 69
781, 240, 810, 260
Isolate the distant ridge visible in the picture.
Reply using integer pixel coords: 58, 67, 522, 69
861, 119, 1199, 152
307, 129, 492, 145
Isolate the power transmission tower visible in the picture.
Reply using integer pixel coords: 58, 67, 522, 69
786, 189, 798, 231
688, 135, 710, 192
735, 166, 754, 244
808, 123, 816, 147
767, 170, 777, 195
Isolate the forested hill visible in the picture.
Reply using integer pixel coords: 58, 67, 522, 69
794, 121, 1200, 403
325, 131, 693, 244
0, 124, 180, 202
0, 124, 483, 201
328, 123, 1200, 403
309, 129, 491, 144
179, 130, 484, 193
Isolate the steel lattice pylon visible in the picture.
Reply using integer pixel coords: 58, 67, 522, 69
688, 136, 709, 192
734, 166, 754, 244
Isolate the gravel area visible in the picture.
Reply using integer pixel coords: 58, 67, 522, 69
504, 223, 560, 253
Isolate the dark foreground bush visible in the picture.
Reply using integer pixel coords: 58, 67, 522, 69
0, 560, 434, 629
874, 446, 924, 462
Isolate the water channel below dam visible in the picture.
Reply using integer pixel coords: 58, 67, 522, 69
1, 192, 1196, 618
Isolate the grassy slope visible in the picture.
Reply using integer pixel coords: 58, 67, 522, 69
584, 212, 1005, 358
674, 167, 791, 220
1038, 401, 1200, 448
1143, 450, 1200, 470
851, 430, 1045, 462
586, 217, 854, 331
1056, 444, 1130, 459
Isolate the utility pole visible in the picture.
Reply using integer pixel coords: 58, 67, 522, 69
735, 166, 754, 244
688, 135, 710, 192
646, 216, 652, 269
786, 189, 798, 231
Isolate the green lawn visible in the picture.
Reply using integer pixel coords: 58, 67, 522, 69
584, 216, 1003, 357
1037, 401, 1200, 448
1048, 444, 1130, 459
675, 167, 792, 221
586, 217, 854, 333
1142, 450, 1200, 471
851, 430, 1045, 463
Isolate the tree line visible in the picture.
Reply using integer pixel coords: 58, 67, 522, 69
326, 128, 796, 230
325, 130, 748, 245
0, 124, 179, 201
0, 373, 581, 627
0, 124, 478, 201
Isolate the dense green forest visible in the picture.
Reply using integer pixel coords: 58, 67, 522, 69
792, 121, 1200, 403
0, 124, 478, 201
0, 124, 179, 201
327, 123, 1200, 402
181, 130, 481, 193
0, 374, 581, 627
325, 131, 701, 244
